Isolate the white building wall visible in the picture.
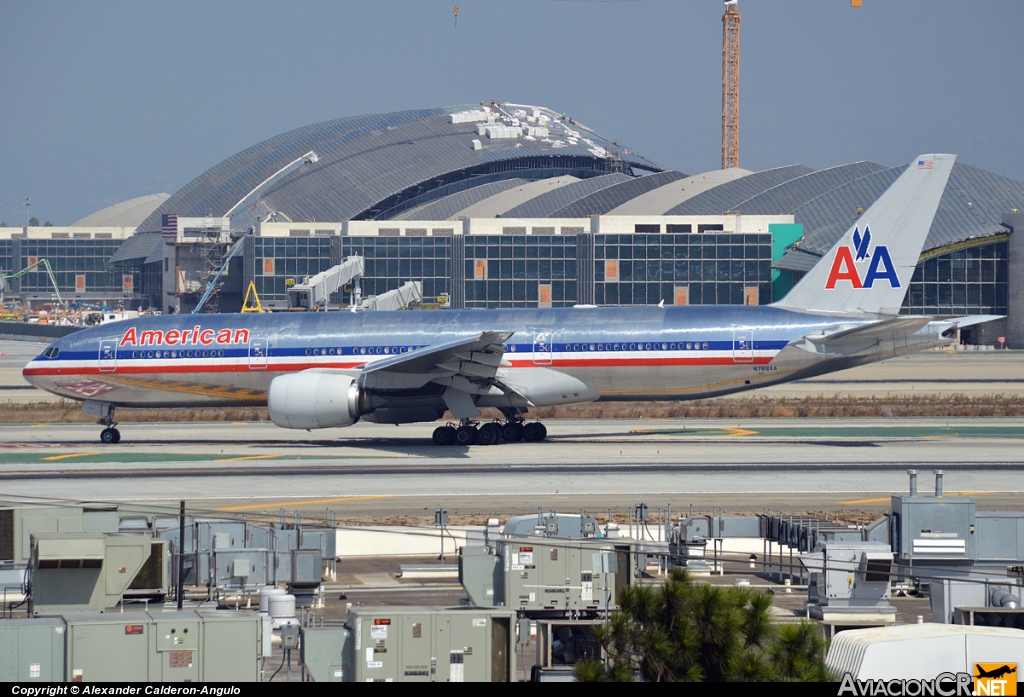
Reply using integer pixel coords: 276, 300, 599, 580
258, 214, 793, 238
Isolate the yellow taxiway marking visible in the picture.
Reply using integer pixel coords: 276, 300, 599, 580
41, 451, 104, 461
725, 428, 758, 437
213, 453, 286, 463
218, 495, 393, 511
836, 492, 994, 505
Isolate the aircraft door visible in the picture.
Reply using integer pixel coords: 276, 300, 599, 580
248, 337, 268, 370
98, 339, 117, 373
732, 330, 753, 363
533, 332, 552, 366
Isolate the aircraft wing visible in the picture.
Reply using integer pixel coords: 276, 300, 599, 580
358, 331, 517, 418
360, 330, 513, 377
793, 316, 933, 356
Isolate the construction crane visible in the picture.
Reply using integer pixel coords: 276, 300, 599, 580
722, 0, 741, 169
0, 259, 65, 308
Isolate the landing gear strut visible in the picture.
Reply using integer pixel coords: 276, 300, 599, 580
96, 405, 120, 444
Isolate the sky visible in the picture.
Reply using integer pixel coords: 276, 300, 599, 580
1, 0, 1021, 226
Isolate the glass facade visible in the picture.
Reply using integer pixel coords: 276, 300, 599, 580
254, 236, 336, 303
465, 235, 577, 308
0, 239, 12, 275
342, 236, 451, 302
594, 233, 772, 306
902, 241, 1008, 316
20, 238, 124, 296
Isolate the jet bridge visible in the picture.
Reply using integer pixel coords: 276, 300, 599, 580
356, 280, 422, 311
287, 257, 365, 310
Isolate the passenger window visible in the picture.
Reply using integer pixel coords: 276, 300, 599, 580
703, 342, 709, 349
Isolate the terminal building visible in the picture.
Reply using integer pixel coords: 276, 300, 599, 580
2, 102, 1023, 345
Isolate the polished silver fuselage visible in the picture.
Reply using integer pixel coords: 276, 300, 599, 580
22, 305, 949, 410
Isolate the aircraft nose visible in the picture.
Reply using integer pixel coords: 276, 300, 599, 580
23, 341, 57, 387
22, 359, 39, 387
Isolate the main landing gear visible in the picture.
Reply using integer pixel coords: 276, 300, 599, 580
431, 418, 547, 446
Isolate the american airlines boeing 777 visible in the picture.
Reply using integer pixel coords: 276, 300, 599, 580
23, 154, 994, 445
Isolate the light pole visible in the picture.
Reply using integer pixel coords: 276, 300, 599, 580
24, 198, 31, 226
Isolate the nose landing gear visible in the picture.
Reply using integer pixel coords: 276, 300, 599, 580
94, 404, 120, 444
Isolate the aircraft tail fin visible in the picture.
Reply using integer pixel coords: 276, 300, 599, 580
773, 153, 955, 315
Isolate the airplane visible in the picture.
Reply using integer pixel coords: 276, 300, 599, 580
23, 153, 997, 445
975, 664, 1016, 680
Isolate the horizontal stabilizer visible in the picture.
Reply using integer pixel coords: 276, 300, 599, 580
947, 314, 1005, 329
794, 316, 933, 356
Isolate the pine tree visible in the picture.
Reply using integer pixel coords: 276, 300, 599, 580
574, 567, 832, 682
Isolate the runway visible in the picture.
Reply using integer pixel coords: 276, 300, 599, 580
1, 417, 1022, 519
3, 338, 1023, 519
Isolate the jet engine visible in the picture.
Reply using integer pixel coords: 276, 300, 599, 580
267, 371, 370, 429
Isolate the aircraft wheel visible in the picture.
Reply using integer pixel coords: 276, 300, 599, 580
522, 422, 543, 443
100, 428, 117, 444
536, 423, 548, 441
501, 422, 524, 442
111, 428, 121, 444
476, 423, 501, 446
432, 426, 455, 446
454, 425, 477, 446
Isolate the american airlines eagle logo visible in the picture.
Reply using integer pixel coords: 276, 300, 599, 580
824, 226, 901, 290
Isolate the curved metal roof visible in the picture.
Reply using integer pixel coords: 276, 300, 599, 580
607, 167, 752, 215
546, 170, 688, 218
775, 162, 1024, 271
107, 230, 163, 265
393, 178, 527, 221
137, 104, 661, 233
664, 164, 816, 215
500, 172, 632, 218
452, 175, 580, 219
74, 193, 169, 228
729, 161, 888, 215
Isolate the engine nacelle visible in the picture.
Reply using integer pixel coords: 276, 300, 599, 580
268, 371, 369, 429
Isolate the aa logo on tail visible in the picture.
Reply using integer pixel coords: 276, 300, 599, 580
825, 226, 901, 290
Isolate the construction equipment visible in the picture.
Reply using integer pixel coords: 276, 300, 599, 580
240, 281, 264, 313
287, 257, 365, 311
192, 235, 246, 314
722, 0, 741, 169
0, 259, 64, 309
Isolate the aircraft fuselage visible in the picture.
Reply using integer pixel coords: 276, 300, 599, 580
22, 305, 949, 410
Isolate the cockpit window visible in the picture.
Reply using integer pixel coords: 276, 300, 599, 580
42, 346, 60, 359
